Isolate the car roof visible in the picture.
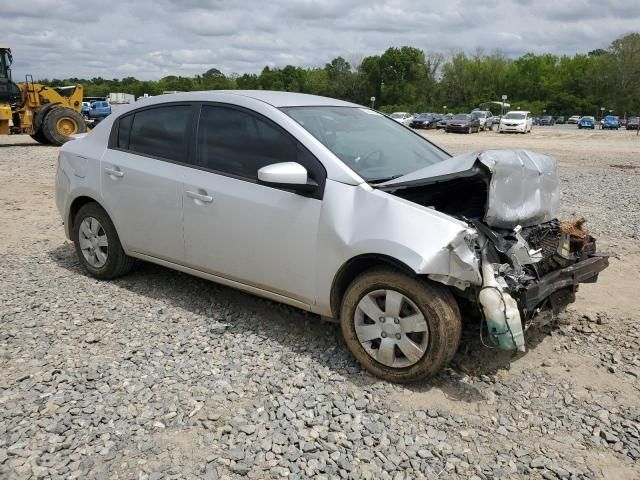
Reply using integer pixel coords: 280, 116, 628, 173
136, 90, 361, 108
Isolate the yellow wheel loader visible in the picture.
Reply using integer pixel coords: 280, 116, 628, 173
0, 45, 87, 146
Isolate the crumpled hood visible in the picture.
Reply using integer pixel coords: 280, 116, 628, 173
380, 149, 560, 229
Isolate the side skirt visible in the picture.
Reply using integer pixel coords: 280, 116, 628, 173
132, 252, 314, 313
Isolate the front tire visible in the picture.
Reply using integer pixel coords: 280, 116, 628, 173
73, 202, 134, 280
340, 268, 461, 383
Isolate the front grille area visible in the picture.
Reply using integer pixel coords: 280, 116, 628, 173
521, 221, 565, 276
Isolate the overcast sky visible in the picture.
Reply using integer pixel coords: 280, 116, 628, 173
3, 0, 639, 80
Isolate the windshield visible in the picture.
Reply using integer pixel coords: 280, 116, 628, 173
505, 112, 526, 119
282, 106, 449, 183
452, 114, 470, 120
417, 114, 432, 120
471, 112, 486, 119
582, 116, 594, 121
605, 116, 618, 121
390, 113, 405, 119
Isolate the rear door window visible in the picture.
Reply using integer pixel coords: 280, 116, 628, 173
126, 105, 192, 162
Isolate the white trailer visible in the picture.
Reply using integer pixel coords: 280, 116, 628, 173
107, 92, 135, 104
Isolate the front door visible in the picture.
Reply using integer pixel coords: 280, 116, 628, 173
182, 104, 324, 305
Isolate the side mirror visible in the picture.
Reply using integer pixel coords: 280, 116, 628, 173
257, 162, 317, 194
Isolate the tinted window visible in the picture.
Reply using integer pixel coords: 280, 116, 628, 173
128, 105, 192, 162
117, 114, 133, 149
196, 105, 300, 180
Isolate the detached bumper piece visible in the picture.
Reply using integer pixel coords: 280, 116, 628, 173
520, 255, 610, 313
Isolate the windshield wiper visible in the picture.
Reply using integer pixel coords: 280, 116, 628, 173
368, 174, 404, 185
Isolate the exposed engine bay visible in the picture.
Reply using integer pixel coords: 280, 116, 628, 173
379, 150, 612, 352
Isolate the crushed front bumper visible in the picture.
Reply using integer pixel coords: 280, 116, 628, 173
519, 255, 610, 313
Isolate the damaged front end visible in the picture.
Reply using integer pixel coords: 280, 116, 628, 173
380, 150, 612, 352
472, 218, 610, 351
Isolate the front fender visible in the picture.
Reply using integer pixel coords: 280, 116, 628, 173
315, 181, 481, 316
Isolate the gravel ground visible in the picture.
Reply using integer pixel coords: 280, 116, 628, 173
1, 131, 639, 480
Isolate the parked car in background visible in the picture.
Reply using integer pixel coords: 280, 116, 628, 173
389, 112, 414, 126
81, 102, 91, 118
540, 116, 555, 126
602, 115, 620, 130
620, 118, 627, 128
55, 91, 610, 382
445, 113, 480, 133
410, 113, 439, 129
626, 116, 639, 130
498, 111, 533, 133
471, 110, 494, 131
436, 113, 453, 129
88, 101, 112, 120
555, 116, 565, 124
567, 115, 581, 124
578, 116, 596, 129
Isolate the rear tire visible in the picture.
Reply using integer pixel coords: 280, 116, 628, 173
42, 108, 87, 146
340, 268, 461, 383
73, 202, 134, 280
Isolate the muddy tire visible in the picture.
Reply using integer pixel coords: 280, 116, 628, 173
340, 267, 462, 383
30, 128, 51, 145
73, 202, 134, 280
42, 107, 87, 146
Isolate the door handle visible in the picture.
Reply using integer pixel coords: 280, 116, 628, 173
104, 167, 124, 178
186, 190, 213, 203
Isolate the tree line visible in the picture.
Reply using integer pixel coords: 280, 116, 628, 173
43, 33, 640, 117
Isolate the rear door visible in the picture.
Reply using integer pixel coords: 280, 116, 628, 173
101, 104, 194, 263
181, 104, 325, 305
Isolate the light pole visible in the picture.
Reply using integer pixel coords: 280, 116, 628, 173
501, 94, 507, 116
443, 105, 447, 115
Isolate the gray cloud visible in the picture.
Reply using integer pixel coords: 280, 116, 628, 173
2, 0, 638, 80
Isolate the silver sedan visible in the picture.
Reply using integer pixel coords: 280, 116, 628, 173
56, 91, 609, 382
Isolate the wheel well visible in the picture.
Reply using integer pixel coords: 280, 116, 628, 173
330, 254, 416, 318
68, 196, 99, 234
